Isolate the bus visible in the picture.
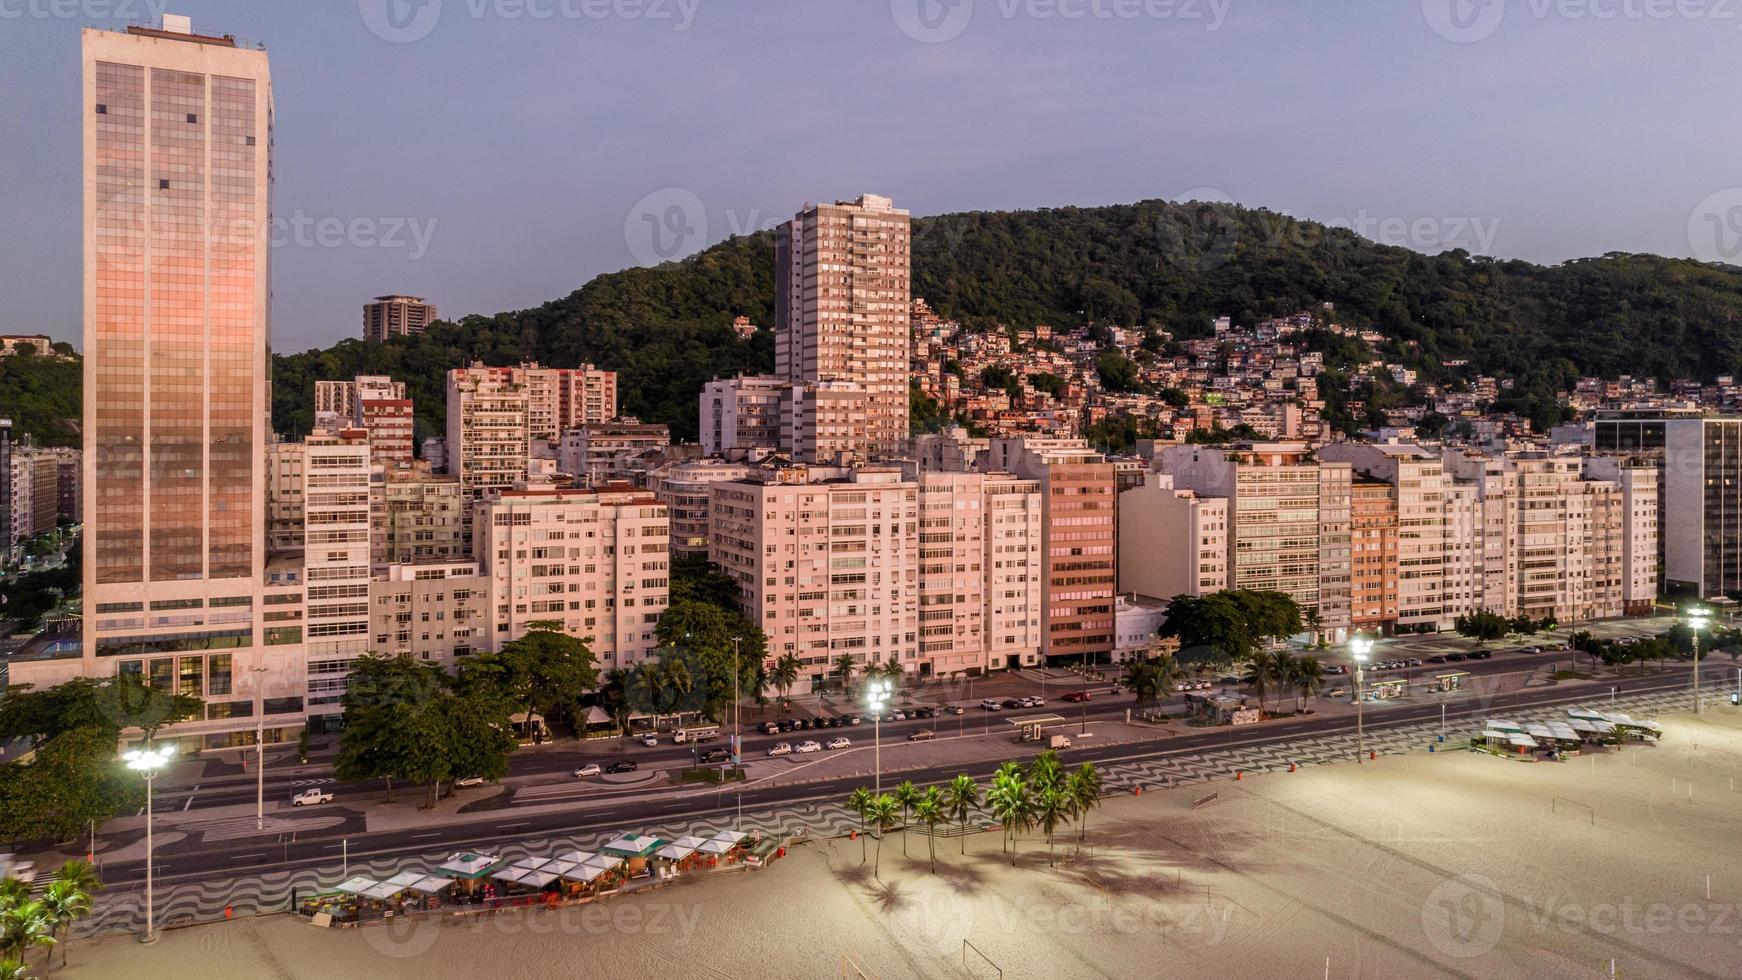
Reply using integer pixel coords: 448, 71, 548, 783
673, 726, 720, 744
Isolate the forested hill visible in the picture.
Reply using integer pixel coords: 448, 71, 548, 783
270, 199, 1742, 442
0, 347, 81, 447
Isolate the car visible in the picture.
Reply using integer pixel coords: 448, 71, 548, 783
761, 721, 780, 735
640, 734, 659, 747
1519, 646, 1541, 655
775, 720, 794, 732
915, 707, 936, 719
1426, 655, 1447, 664
1470, 650, 1494, 660
908, 729, 936, 742
1406, 658, 1423, 667
573, 763, 602, 777
826, 737, 851, 750
455, 775, 485, 788
795, 740, 822, 754
605, 760, 638, 774
1445, 653, 1467, 662
291, 788, 334, 807
1002, 698, 1024, 709
1194, 680, 1214, 691
1326, 687, 1349, 698
767, 741, 793, 756
981, 698, 1003, 711
847, 714, 863, 725
890, 709, 907, 721
700, 749, 731, 764
793, 718, 810, 730
946, 705, 965, 715
1026, 696, 1047, 707
0, 855, 34, 885
1062, 690, 1091, 703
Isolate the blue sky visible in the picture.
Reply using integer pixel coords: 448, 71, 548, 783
3, 0, 1739, 351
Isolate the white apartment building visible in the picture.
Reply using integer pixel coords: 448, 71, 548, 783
446, 365, 531, 499
700, 376, 785, 456
650, 459, 753, 557
710, 468, 918, 691
981, 473, 1046, 671
917, 472, 987, 677
300, 430, 374, 721
1116, 472, 1231, 602
1582, 456, 1660, 614
1318, 443, 1452, 630
474, 485, 670, 671
369, 560, 488, 668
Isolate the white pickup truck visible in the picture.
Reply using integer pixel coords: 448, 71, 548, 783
290, 788, 334, 807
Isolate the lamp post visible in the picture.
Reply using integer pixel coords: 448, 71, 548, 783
731, 636, 742, 768
124, 744, 176, 944
1350, 636, 1372, 764
1686, 606, 1710, 715
251, 665, 269, 831
865, 678, 892, 796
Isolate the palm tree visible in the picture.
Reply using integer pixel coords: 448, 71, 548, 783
832, 653, 859, 697
866, 794, 900, 878
893, 781, 922, 856
1029, 750, 1064, 796
1244, 649, 1274, 714
0, 883, 26, 911
0, 958, 30, 980
1035, 785, 1071, 867
1067, 762, 1102, 843
660, 659, 695, 721
847, 786, 875, 865
915, 788, 944, 873
773, 653, 802, 703
0, 901, 53, 966
987, 771, 1032, 866
943, 774, 980, 855
1294, 656, 1325, 712
1128, 661, 1163, 706
882, 655, 903, 691
1268, 651, 1297, 714
38, 881, 88, 969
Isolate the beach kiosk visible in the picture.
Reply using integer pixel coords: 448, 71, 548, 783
655, 836, 707, 879
696, 830, 751, 870
1433, 671, 1470, 693
1366, 679, 1407, 701
602, 834, 663, 879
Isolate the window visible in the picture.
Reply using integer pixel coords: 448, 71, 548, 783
96, 104, 107, 114
159, 179, 169, 189
186, 112, 198, 123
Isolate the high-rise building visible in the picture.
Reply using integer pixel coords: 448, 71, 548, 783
363, 294, 437, 342
557, 421, 670, 487
315, 376, 413, 466
783, 380, 869, 465
774, 194, 911, 457
1593, 410, 1731, 599
446, 365, 531, 499
984, 438, 1117, 663
24, 20, 300, 745
650, 459, 753, 557
1348, 474, 1400, 633
299, 430, 373, 723
1116, 472, 1230, 603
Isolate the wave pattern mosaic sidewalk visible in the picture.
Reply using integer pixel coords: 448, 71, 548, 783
77, 688, 1698, 938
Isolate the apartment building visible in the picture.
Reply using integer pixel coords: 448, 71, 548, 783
774, 194, 911, 457
1582, 456, 1660, 614
1348, 475, 1399, 633
1593, 411, 1734, 598
916, 472, 987, 677
369, 560, 488, 668
557, 421, 671, 487
363, 294, 437, 342
650, 459, 753, 557
981, 473, 1046, 672
1156, 443, 1353, 643
300, 430, 374, 722
446, 365, 531, 499
710, 468, 919, 690
474, 485, 670, 671
1116, 472, 1231, 602
379, 472, 468, 567
784, 380, 869, 465
1318, 443, 1450, 631
984, 438, 1117, 663
700, 376, 785, 456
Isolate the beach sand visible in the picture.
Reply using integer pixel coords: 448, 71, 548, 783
55, 708, 1742, 979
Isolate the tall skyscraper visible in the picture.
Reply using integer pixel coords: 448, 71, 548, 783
42, 18, 292, 745
774, 194, 911, 457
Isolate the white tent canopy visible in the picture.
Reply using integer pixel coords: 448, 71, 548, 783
335, 876, 379, 896
657, 836, 707, 860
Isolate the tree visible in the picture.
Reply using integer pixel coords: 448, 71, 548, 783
37, 879, 88, 968
0, 674, 201, 743
654, 600, 766, 720
477, 627, 600, 733
1127, 654, 1180, 707
1244, 650, 1275, 715
1455, 611, 1510, 648
0, 727, 144, 845
771, 653, 801, 703
987, 766, 1032, 866
866, 794, 900, 879
915, 788, 944, 874
943, 774, 979, 855
0, 958, 30, 980
1034, 786, 1071, 867
893, 781, 922, 856
0, 899, 51, 966
1028, 750, 1064, 797
1161, 590, 1301, 672
335, 654, 514, 807
832, 654, 858, 697
1096, 350, 1141, 393
1294, 656, 1325, 711
1067, 763, 1102, 843
847, 787, 875, 865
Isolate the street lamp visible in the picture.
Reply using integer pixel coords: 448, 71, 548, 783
865, 678, 892, 796
251, 665, 269, 831
124, 744, 175, 945
1350, 636, 1372, 764
1686, 606, 1710, 715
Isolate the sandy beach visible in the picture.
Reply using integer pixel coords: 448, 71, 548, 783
51, 706, 1742, 979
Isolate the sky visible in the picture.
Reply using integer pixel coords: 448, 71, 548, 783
3, 0, 1741, 352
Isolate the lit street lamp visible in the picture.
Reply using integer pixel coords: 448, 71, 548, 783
1686, 606, 1710, 715
1350, 636, 1372, 764
124, 743, 176, 944
865, 678, 892, 796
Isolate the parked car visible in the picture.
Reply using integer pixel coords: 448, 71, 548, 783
1519, 646, 1541, 655
640, 734, 659, 747
767, 742, 793, 757
291, 788, 334, 807
915, 707, 937, 719
981, 698, 1003, 711
795, 740, 822, 754
1002, 698, 1024, 709
761, 721, 780, 735
1426, 655, 1448, 664
1326, 687, 1349, 698
1406, 658, 1423, 667
847, 714, 863, 725
1062, 690, 1092, 703
826, 737, 852, 750
455, 775, 485, 788
700, 749, 730, 764
1194, 680, 1214, 691
1026, 696, 1047, 707
946, 705, 965, 715
909, 729, 936, 741
776, 720, 794, 732
572, 764, 601, 778
1445, 653, 1467, 662
1471, 650, 1494, 660
605, 760, 638, 774
890, 709, 907, 721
